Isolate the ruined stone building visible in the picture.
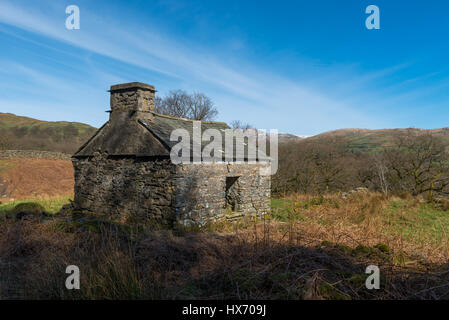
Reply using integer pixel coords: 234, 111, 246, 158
72, 82, 271, 227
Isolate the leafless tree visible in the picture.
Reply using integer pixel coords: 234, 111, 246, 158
273, 137, 352, 195
154, 90, 218, 121
372, 153, 389, 196
230, 120, 253, 129
0, 135, 11, 150
384, 129, 449, 199
272, 128, 449, 199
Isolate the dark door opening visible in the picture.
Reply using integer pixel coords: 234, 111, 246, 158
225, 176, 241, 211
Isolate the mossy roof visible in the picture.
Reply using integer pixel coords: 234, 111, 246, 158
74, 112, 269, 160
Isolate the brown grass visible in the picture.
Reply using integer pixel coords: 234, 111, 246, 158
0, 158, 74, 201
270, 193, 449, 264
1, 192, 449, 300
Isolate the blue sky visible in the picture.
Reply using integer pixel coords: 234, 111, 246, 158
0, 0, 448, 135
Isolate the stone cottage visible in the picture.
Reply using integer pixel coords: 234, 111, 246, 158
72, 82, 271, 227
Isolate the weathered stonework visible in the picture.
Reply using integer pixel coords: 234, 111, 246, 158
72, 82, 271, 228
0, 150, 72, 161
110, 82, 155, 113
174, 162, 271, 226
73, 153, 176, 226
73, 155, 270, 227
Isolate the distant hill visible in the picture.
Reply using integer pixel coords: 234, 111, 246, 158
303, 127, 449, 152
0, 112, 309, 153
0, 113, 97, 154
2, 112, 448, 154
278, 133, 306, 144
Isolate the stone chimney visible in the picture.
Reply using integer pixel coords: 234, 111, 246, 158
109, 82, 156, 113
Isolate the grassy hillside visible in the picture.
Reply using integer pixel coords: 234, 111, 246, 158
278, 133, 305, 144
305, 127, 449, 152
0, 113, 97, 153
2, 112, 448, 154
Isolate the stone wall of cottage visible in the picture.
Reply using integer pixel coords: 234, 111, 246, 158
72, 153, 177, 226
73, 155, 271, 227
173, 162, 271, 227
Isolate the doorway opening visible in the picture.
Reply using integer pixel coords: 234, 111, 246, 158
225, 176, 241, 211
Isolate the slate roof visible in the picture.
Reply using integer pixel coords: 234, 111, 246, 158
139, 114, 229, 150
74, 112, 270, 161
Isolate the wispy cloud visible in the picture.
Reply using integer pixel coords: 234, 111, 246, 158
0, 0, 446, 134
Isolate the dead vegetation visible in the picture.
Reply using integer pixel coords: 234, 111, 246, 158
1, 192, 449, 300
0, 158, 74, 201
273, 129, 449, 200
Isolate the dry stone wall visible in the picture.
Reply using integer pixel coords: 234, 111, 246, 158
0, 150, 72, 161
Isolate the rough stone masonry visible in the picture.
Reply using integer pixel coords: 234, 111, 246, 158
72, 82, 271, 227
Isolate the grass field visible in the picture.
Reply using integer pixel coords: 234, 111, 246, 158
1, 192, 449, 299
270, 193, 449, 263
0, 159, 17, 173
0, 195, 72, 216
0, 158, 74, 201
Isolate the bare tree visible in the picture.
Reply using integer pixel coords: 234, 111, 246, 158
384, 129, 449, 199
230, 120, 253, 130
371, 153, 389, 196
0, 135, 11, 151
272, 128, 449, 199
189, 93, 218, 121
154, 90, 218, 121
273, 137, 352, 195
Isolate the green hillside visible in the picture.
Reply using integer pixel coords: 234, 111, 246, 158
304, 127, 449, 152
0, 113, 97, 154
1, 112, 448, 154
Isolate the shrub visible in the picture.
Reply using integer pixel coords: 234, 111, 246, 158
11, 202, 46, 219
12, 202, 45, 215
374, 242, 392, 253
